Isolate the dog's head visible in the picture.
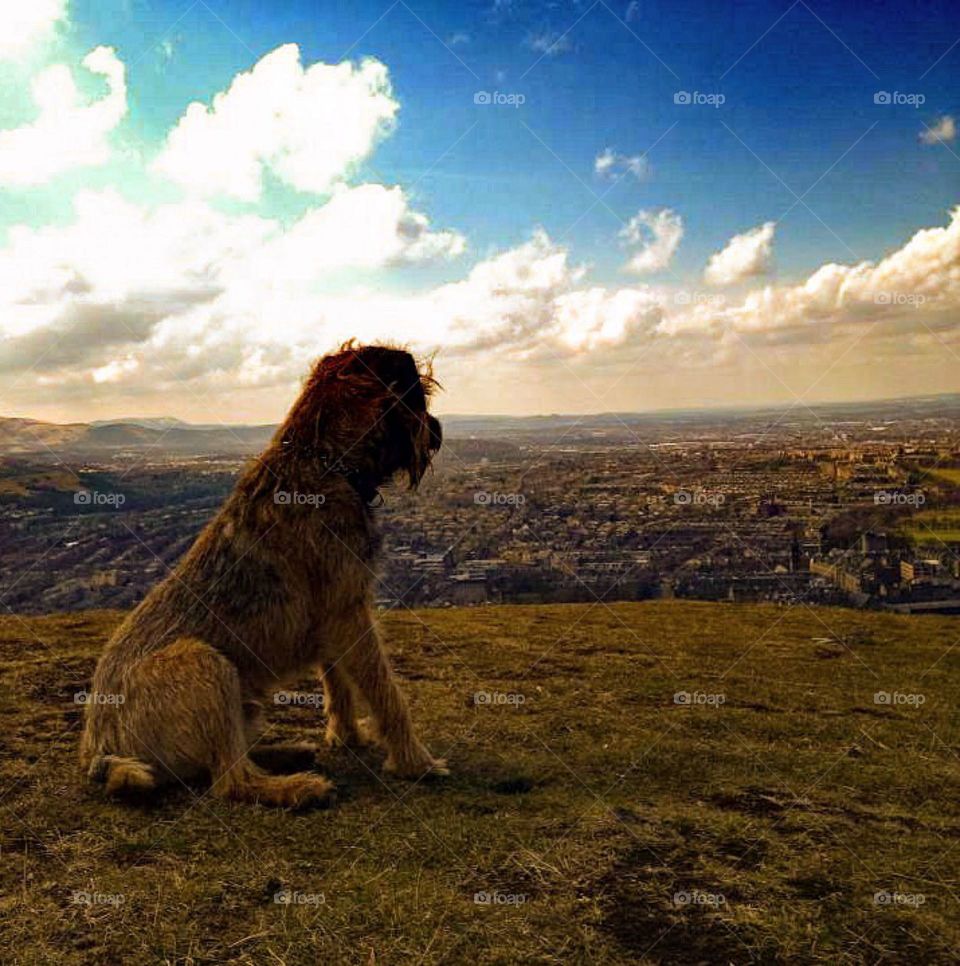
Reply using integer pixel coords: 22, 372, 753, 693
284, 343, 441, 488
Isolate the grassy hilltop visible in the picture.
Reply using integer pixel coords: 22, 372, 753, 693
1, 601, 959, 964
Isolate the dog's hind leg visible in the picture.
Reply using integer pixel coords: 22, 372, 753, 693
170, 641, 334, 809
95, 638, 334, 809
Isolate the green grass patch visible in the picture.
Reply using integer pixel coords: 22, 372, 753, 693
901, 508, 960, 545
922, 468, 960, 487
1, 602, 958, 963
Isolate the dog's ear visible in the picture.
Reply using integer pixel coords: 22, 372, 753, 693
352, 347, 428, 412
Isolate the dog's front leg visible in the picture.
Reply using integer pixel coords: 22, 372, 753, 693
320, 662, 371, 748
334, 608, 448, 778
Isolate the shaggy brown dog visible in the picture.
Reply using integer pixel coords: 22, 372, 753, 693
80, 344, 447, 808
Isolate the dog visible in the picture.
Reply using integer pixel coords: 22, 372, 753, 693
80, 343, 447, 808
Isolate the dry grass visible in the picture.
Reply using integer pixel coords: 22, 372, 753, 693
1, 601, 959, 964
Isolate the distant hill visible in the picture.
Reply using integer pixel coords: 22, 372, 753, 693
0, 416, 276, 457
2, 390, 960, 456
89, 417, 190, 431
0, 600, 957, 962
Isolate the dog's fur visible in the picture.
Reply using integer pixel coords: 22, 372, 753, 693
80, 344, 447, 808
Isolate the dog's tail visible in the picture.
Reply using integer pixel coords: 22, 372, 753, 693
87, 754, 157, 798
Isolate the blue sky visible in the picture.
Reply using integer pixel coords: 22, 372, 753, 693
62, 0, 957, 280
0, 0, 958, 419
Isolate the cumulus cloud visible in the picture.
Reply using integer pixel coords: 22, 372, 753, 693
259, 184, 465, 275
594, 147, 648, 181
152, 44, 398, 201
4, 196, 960, 412
0, 46, 126, 186
620, 208, 683, 275
704, 221, 775, 286
245, 230, 668, 363
0, 197, 662, 400
553, 287, 663, 352
0, 0, 66, 60
681, 207, 960, 343
0, 183, 465, 385
920, 115, 957, 145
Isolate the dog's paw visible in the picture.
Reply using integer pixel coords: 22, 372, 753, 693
286, 775, 337, 811
384, 753, 450, 780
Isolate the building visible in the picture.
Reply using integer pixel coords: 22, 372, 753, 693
449, 574, 488, 605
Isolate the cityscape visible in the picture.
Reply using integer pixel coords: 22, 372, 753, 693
3, 394, 958, 617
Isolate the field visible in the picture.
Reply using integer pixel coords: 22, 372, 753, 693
0, 467, 78, 498
921, 468, 960, 488
1, 601, 959, 964
900, 509, 960, 546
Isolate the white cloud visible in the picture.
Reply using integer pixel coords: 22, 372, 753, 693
620, 208, 683, 274
594, 147, 648, 181
152, 44, 398, 201
528, 31, 572, 56
677, 207, 960, 342
0, 0, 67, 61
594, 148, 616, 177
4, 196, 960, 414
0, 182, 464, 383
0, 46, 126, 187
258, 184, 465, 276
553, 287, 663, 351
704, 221, 775, 286
920, 115, 957, 145
243, 230, 665, 361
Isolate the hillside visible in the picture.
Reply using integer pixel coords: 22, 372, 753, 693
0, 416, 275, 457
1, 601, 959, 964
